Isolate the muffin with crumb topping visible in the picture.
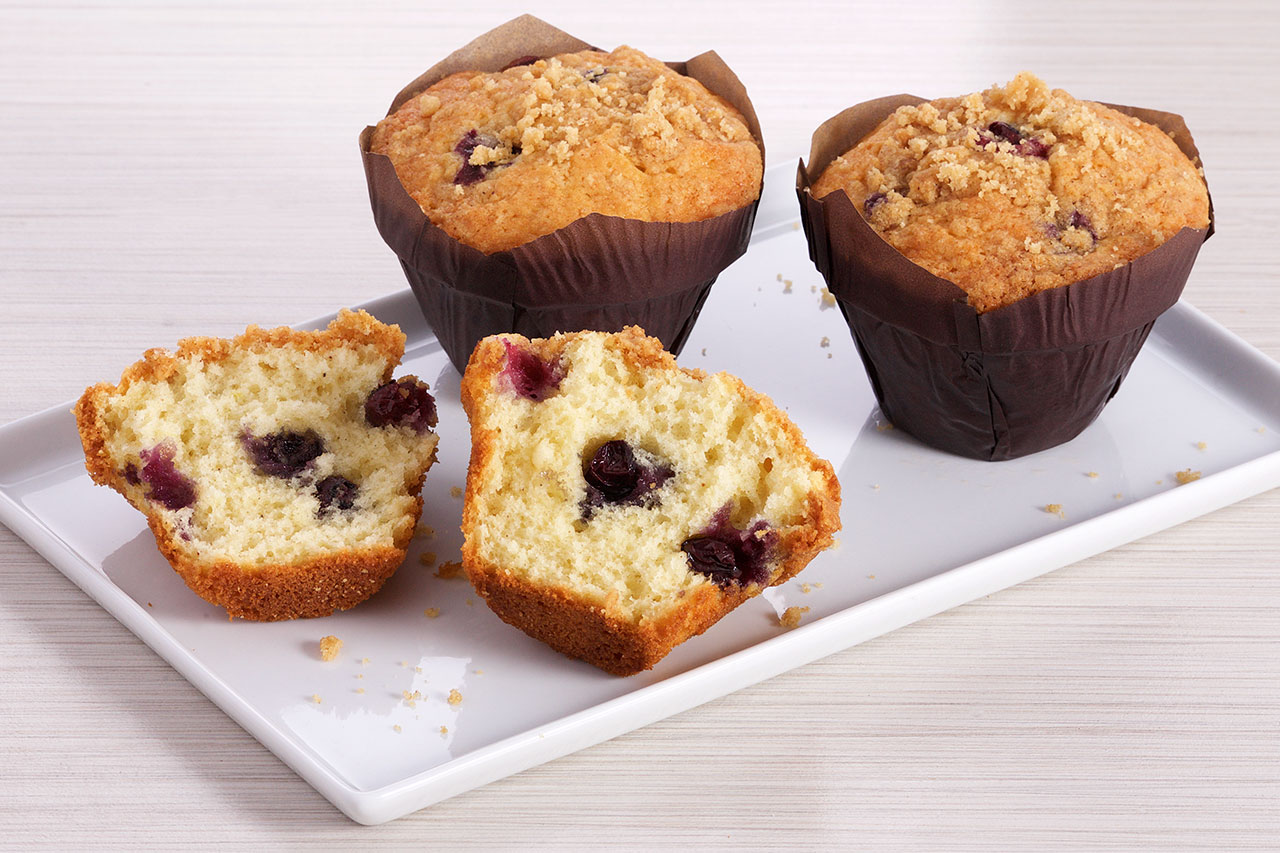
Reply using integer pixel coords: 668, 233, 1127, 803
361, 17, 763, 371
798, 73, 1213, 460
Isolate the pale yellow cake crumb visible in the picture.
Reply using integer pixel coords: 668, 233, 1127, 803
779, 606, 810, 629
1175, 468, 1202, 485
319, 635, 343, 662
1114, 492, 1124, 500
819, 288, 837, 309
820, 336, 831, 348
393, 724, 402, 733
1044, 503, 1065, 519
361, 657, 370, 665
783, 279, 793, 293
800, 583, 812, 594
450, 486, 463, 498
435, 560, 465, 580
311, 694, 322, 704
355, 687, 365, 694
866, 574, 876, 580
419, 551, 437, 567
1195, 441, 1207, 450
448, 688, 463, 706
776, 273, 783, 282
424, 607, 441, 618
474, 669, 484, 675
439, 726, 449, 735
876, 422, 894, 432
1086, 471, 1099, 479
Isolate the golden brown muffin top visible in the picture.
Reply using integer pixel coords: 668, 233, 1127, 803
371, 46, 763, 254
812, 72, 1210, 312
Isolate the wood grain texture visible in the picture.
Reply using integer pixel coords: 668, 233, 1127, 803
1, 1, 1277, 848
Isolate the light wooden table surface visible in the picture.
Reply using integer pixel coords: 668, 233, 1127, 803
2, 1, 1278, 848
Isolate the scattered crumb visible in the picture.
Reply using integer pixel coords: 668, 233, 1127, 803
876, 422, 894, 432
866, 575, 876, 580
871, 483, 880, 491
779, 606, 810, 629
783, 278, 793, 293
1114, 492, 1124, 500
450, 486, 463, 498
415, 666, 422, 673
810, 284, 817, 293
819, 288, 837, 309
701, 347, 707, 356
439, 726, 449, 736
1155, 479, 1164, 485
319, 635, 343, 662
813, 582, 823, 589
415, 524, 435, 538
403, 689, 422, 707
1258, 427, 1267, 434
827, 353, 832, 359
399, 660, 409, 668
393, 724, 402, 733
424, 607, 441, 618
466, 598, 475, 606
1086, 471, 1099, 479
792, 221, 800, 230
361, 657, 370, 665
820, 336, 830, 348
448, 689, 463, 706
474, 669, 484, 675
147, 602, 153, 607
800, 583, 812, 594
1044, 503, 1066, 519
1175, 468, 1202, 485
355, 687, 365, 694
419, 552, 437, 567
1195, 441, 1207, 450
311, 694, 322, 705
776, 273, 782, 282
435, 560, 465, 580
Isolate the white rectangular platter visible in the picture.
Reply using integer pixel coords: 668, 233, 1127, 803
2, 168, 1279, 825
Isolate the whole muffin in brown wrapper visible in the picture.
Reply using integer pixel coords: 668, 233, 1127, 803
797, 75, 1213, 461
360, 15, 764, 372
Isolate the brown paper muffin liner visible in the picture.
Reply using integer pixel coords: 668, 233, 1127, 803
360, 15, 764, 372
797, 94, 1214, 461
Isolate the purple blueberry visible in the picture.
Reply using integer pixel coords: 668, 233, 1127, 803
680, 505, 777, 588
988, 121, 1023, 144
581, 66, 606, 83
137, 442, 197, 511
242, 430, 324, 478
680, 537, 739, 582
979, 121, 1051, 159
585, 440, 640, 499
580, 440, 675, 517
315, 475, 358, 514
1069, 210, 1098, 240
453, 130, 520, 186
500, 340, 563, 401
863, 192, 887, 216
365, 378, 437, 433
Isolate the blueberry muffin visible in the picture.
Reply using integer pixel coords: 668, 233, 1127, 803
370, 45, 762, 254
811, 72, 1210, 312
459, 327, 841, 675
74, 310, 439, 620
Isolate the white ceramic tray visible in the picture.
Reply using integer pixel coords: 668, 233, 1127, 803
3, 167, 1279, 824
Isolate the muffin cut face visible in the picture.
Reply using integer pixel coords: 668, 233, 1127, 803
460, 328, 841, 675
370, 45, 763, 254
74, 310, 439, 620
811, 72, 1210, 312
